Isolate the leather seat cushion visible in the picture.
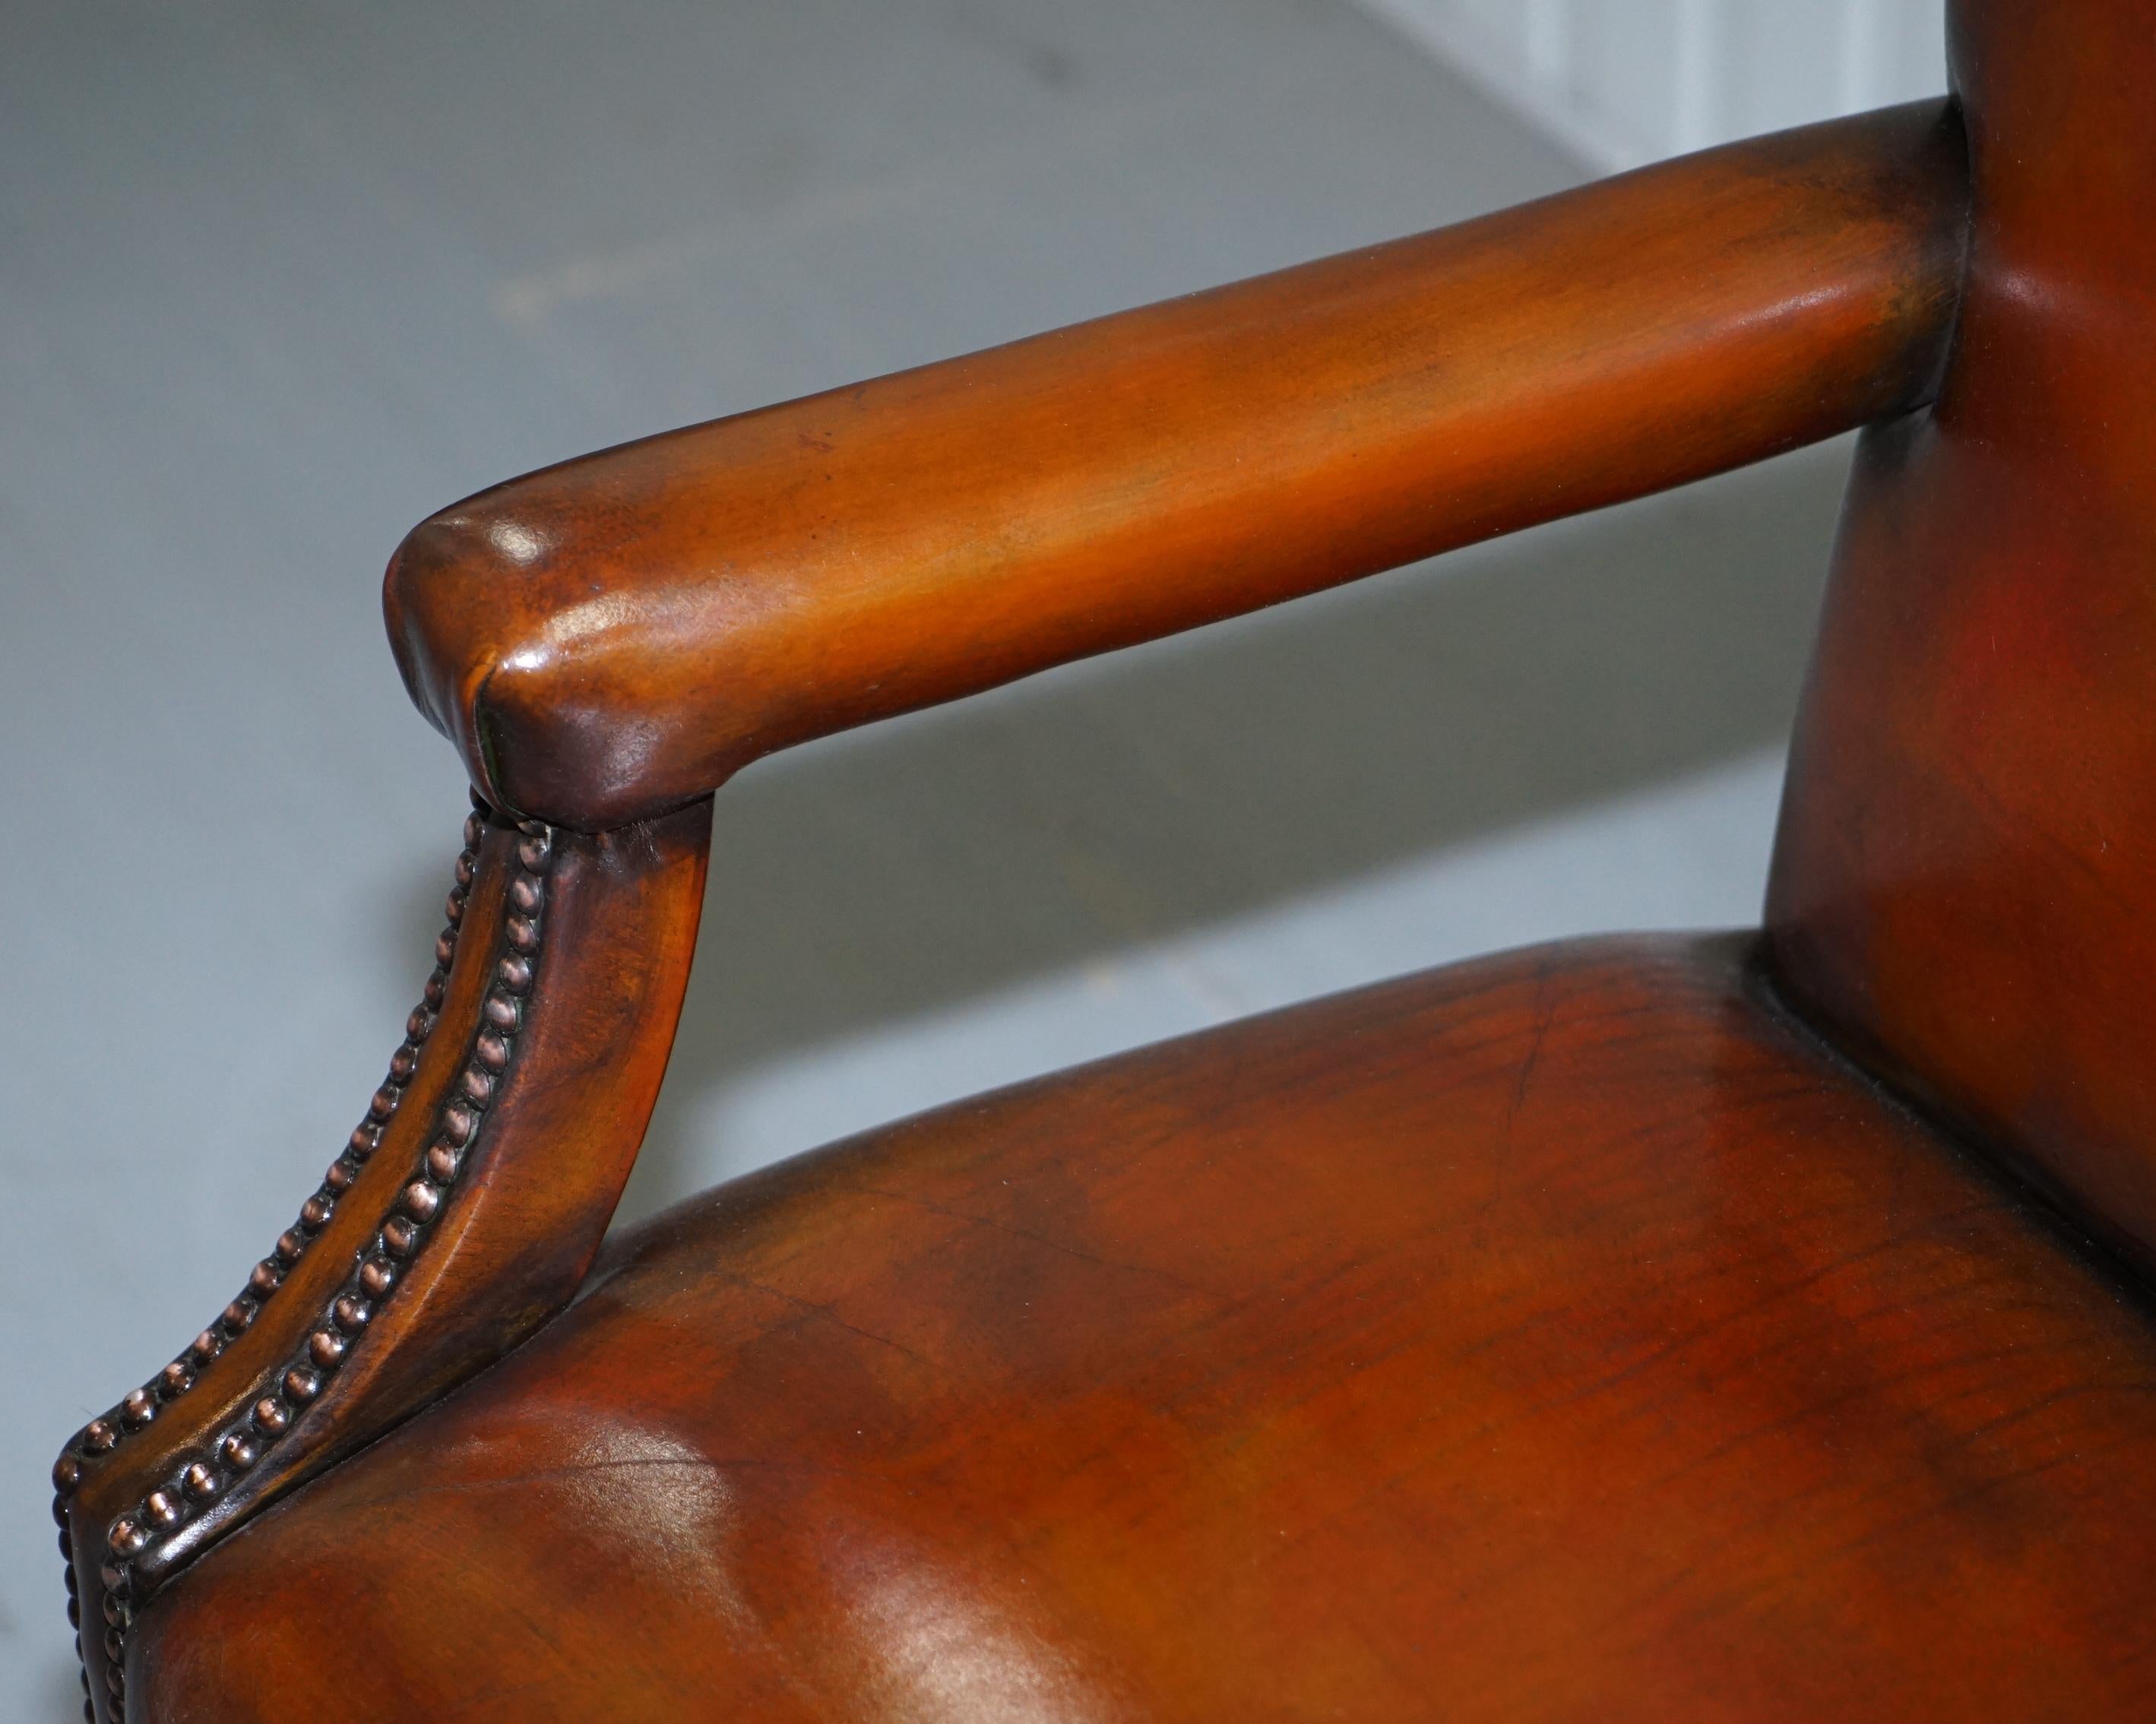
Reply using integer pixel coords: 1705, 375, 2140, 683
136, 934, 2156, 1720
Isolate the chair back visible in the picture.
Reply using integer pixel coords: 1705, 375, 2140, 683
1770, 0, 2156, 1270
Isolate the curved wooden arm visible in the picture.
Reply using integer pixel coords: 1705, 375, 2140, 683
387, 100, 1969, 831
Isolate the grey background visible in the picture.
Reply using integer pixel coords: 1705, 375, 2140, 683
2, 0, 1861, 1710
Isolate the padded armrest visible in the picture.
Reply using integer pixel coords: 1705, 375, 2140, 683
386, 100, 1968, 830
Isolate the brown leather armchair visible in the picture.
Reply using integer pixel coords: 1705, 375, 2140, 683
55, 3, 2156, 1716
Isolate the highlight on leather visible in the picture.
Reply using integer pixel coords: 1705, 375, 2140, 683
385, 100, 1970, 831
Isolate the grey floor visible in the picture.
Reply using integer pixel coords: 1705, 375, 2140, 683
0, 1, 1855, 1710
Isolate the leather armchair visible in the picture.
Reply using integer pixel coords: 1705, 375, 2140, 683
55, 3, 2156, 1716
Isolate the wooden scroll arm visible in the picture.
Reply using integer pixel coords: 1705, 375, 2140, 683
388, 100, 1969, 834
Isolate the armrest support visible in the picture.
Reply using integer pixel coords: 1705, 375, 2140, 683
388, 101, 1968, 830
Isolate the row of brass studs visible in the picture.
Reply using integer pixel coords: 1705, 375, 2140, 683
52, 806, 550, 1722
